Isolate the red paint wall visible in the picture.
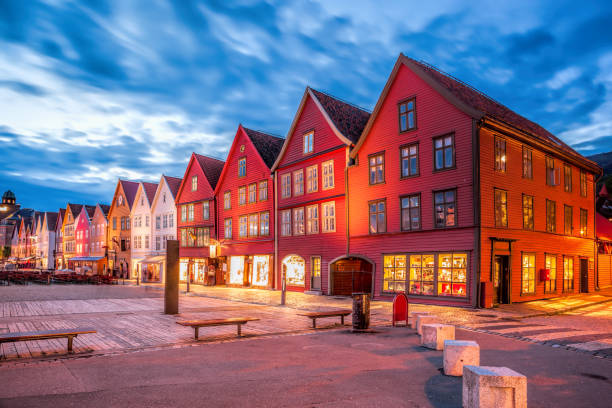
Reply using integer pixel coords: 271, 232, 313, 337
74, 210, 90, 257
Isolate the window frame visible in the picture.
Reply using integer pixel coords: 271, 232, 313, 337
292, 207, 305, 236
546, 156, 555, 186
398, 97, 416, 133
238, 186, 247, 206
368, 199, 387, 234
522, 194, 534, 231
564, 164, 572, 193
248, 213, 259, 237
293, 169, 304, 196
433, 188, 457, 228
259, 211, 270, 236
433, 133, 456, 171
521, 252, 536, 295
239, 215, 248, 238
563, 256, 574, 292
259, 180, 268, 201
306, 164, 318, 193
191, 175, 198, 192
322, 160, 335, 190
224, 191, 231, 210
546, 199, 556, 233
522, 146, 533, 179
368, 152, 385, 185
494, 188, 508, 228
400, 193, 421, 231
564, 205, 573, 236
545, 253, 557, 293
224, 218, 232, 239
280, 210, 291, 236
248, 183, 257, 203
281, 173, 292, 198
303, 131, 314, 155
321, 201, 336, 233
400, 143, 419, 179
238, 157, 246, 178
580, 170, 587, 197
494, 137, 506, 173
580, 208, 588, 237
306, 204, 319, 235
202, 201, 210, 220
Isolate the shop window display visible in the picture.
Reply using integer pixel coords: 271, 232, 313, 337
437, 253, 467, 296
252, 255, 270, 287
410, 254, 434, 295
283, 255, 305, 286
229, 256, 245, 285
383, 255, 406, 292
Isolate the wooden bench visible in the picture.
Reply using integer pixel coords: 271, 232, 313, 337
297, 309, 352, 328
0, 328, 97, 354
176, 317, 260, 339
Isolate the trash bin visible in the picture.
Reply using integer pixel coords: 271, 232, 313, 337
352, 292, 371, 331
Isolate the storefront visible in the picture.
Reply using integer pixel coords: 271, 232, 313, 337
382, 252, 469, 300
282, 255, 305, 289
70, 256, 106, 275
140, 255, 165, 283
228, 254, 272, 288
179, 257, 209, 284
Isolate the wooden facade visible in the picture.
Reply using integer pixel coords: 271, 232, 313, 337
107, 180, 139, 278
215, 125, 284, 289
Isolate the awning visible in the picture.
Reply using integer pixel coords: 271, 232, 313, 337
140, 255, 165, 264
70, 256, 105, 262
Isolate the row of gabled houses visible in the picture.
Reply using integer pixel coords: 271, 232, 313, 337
4, 53, 612, 307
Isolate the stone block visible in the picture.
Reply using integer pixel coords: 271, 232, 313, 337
408, 311, 431, 328
463, 366, 527, 408
421, 323, 455, 350
416, 315, 439, 335
443, 340, 479, 376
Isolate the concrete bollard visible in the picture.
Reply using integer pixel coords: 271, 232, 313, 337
416, 315, 439, 335
421, 323, 455, 350
463, 366, 527, 408
443, 340, 479, 376
408, 311, 431, 328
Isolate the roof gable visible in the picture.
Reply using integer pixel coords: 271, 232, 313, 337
45, 212, 58, 231
119, 179, 139, 209
272, 87, 370, 171
176, 153, 225, 201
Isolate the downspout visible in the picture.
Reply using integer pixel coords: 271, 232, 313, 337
274, 171, 282, 302
473, 118, 483, 308
345, 146, 350, 256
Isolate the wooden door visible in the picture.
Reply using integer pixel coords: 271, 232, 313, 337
580, 258, 589, 293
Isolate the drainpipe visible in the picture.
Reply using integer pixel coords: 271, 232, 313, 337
594, 169, 604, 291
274, 172, 284, 305
345, 147, 350, 257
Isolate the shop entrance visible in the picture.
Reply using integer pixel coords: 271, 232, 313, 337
493, 255, 510, 304
330, 257, 373, 296
580, 258, 589, 293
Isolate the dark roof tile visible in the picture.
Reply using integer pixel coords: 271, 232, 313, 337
119, 180, 139, 209
194, 154, 225, 190
310, 88, 371, 144
142, 182, 159, 206
164, 176, 183, 199
243, 127, 285, 168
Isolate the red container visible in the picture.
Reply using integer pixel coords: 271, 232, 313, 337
539, 268, 550, 282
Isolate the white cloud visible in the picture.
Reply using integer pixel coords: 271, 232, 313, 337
544, 66, 582, 90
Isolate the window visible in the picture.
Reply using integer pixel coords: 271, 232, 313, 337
293, 207, 305, 235
181, 205, 187, 222
407, 254, 433, 295
434, 134, 455, 170
306, 165, 318, 193
121, 217, 126, 230
293, 170, 304, 196
145, 216, 149, 227
259, 181, 268, 201
546, 200, 556, 233
564, 205, 573, 235
494, 189, 508, 228
145, 235, 149, 249
564, 164, 572, 192
311, 256, 321, 282
186, 227, 196, 247
281, 210, 291, 236
401, 194, 420, 231
168, 214, 173, 228
203, 201, 210, 220
239, 186, 246, 205
546, 156, 556, 186
224, 218, 232, 239
163, 193, 166, 203
260, 212, 269, 236
249, 214, 258, 237
580, 209, 588, 237
383, 255, 407, 293
248, 183, 257, 203
306, 205, 319, 234
113, 217, 117, 230
369, 153, 385, 185
398, 98, 416, 132
322, 160, 334, 190
564, 256, 574, 292
437, 253, 468, 297
156, 236, 161, 251
369, 200, 386, 234
545, 254, 557, 293
281, 174, 291, 198
156, 216, 161, 230
303, 131, 314, 154
522, 146, 533, 179
522, 195, 534, 230
521, 253, 536, 295
191, 175, 198, 191
188, 204, 194, 221
163, 214, 168, 228
238, 157, 246, 177
494, 137, 506, 172
224, 191, 231, 209
322, 201, 336, 233
196, 227, 209, 247
400, 144, 419, 178
239, 216, 248, 238
434, 189, 456, 228
580, 170, 587, 197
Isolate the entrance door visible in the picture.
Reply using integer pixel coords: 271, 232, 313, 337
493, 256, 510, 304
580, 258, 589, 293
311, 256, 321, 291
244, 259, 252, 287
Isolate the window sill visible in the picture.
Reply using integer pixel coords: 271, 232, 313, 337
399, 127, 418, 135
400, 174, 420, 180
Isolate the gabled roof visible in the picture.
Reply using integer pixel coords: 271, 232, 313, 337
84, 205, 96, 218
272, 87, 370, 171
67, 204, 83, 219
309, 88, 370, 144
243, 127, 285, 169
194, 154, 225, 190
98, 204, 110, 217
351, 53, 600, 174
142, 182, 159, 206
45, 212, 58, 230
119, 179, 139, 209
55, 208, 65, 230
164, 175, 182, 199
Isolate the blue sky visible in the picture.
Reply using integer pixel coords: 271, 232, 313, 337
1, 0, 611, 212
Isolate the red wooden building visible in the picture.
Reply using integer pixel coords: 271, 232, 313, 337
347, 54, 600, 307
214, 125, 284, 289
271, 87, 370, 294
175, 152, 225, 284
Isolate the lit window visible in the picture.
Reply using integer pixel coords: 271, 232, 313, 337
546, 200, 556, 233
494, 137, 506, 172
437, 253, 467, 297
224, 191, 231, 209
303, 131, 314, 154
281, 174, 291, 198
306, 204, 319, 234
580, 209, 588, 237
523, 195, 534, 230
281, 210, 291, 236
522, 146, 533, 179
521, 253, 535, 295
545, 254, 557, 293
321, 201, 336, 233
322, 160, 334, 190
494, 189, 508, 227
239, 216, 248, 238
434, 189, 456, 228
259, 180, 268, 201
181, 206, 187, 222
259, 212, 269, 236
306, 165, 318, 193
293, 170, 304, 196
188, 204, 194, 221
248, 183, 257, 203
249, 214, 258, 237
563, 257, 574, 292
191, 175, 197, 191
293, 207, 305, 235
224, 218, 232, 239
239, 186, 246, 205
383, 255, 406, 293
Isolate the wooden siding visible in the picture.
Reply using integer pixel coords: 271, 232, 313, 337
107, 183, 132, 271
347, 63, 476, 304
479, 126, 597, 303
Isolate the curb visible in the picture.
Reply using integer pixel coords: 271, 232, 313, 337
513, 297, 612, 319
